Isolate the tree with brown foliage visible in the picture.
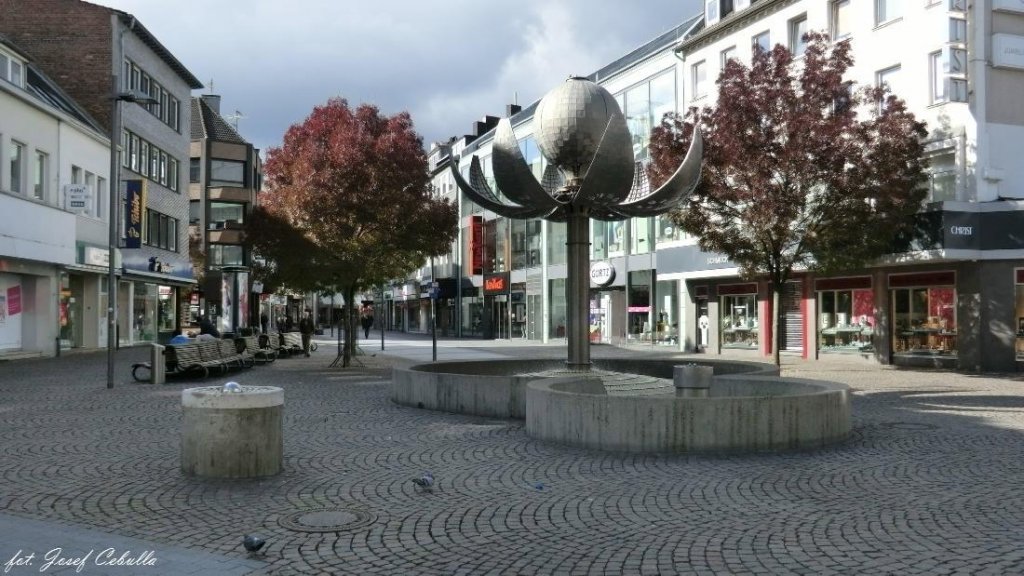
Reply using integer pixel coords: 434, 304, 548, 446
248, 98, 457, 367
649, 32, 928, 365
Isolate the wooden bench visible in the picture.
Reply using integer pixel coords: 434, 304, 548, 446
260, 333, 285, 357
280, 332, 305, 356
239, 335, 277, 364
132, 341, 223, 381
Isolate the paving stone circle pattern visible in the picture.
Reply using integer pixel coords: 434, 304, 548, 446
0, 346, 1022, 575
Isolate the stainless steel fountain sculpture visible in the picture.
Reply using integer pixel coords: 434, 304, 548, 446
451, 76, 702, 370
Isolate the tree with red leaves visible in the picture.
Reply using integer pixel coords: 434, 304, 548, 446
248, 98, 457, 367
649, 32, 928, 365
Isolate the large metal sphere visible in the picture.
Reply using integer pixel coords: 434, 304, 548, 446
534, 76, 623, 178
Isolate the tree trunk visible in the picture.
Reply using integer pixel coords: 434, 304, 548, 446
343, 284, 356, 368
771, 281, 782, 367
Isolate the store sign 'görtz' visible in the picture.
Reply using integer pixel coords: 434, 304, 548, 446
590, 261, 615, 286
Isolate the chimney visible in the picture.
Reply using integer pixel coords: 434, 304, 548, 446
506, 104, 522, 117
201, 94, 221, 115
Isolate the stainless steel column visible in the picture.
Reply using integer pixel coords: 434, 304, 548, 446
565, 206, 590, 371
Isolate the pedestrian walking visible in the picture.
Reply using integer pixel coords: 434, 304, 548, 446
361, 309, 374, 339
299, 310, 314, 357
260, 312, 269, 334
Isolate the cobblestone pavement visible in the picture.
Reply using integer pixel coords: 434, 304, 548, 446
0, 339, 1022, 575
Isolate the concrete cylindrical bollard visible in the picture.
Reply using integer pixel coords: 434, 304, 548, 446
673, 364, 713, 398
181, 385, 283, 478
151, 344, 165, 385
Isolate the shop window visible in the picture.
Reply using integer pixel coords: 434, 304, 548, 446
550, 279, 566, 338
158, 286, 176, 333
628, 270, 651, 340
818, 289, 874, 353
132, 282, 158, 343
892, 285, 956, 356
1016, 272, 1024, 360
722, 294, 758, 349
655, 280, 678, 345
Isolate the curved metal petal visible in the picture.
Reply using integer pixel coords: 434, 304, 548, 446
615, 127, 703, 217
540, 164, 565, 196
491, 119, 560, 213
449, 156, 551, 219
575, 112, 635, 208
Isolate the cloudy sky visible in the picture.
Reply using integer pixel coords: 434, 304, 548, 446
94, 0, 702, 153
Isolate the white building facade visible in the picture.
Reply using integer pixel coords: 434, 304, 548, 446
404, 1, 1024, 371
0, 38, 111, 357
670, 0, 1024, 371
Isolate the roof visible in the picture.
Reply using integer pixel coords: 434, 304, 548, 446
113, 10, 204, 89
192, 96, 248, 145
0, 33, 105, 137
589, 14, 703, 84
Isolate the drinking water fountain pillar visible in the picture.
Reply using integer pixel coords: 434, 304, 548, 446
181, 383, 283, 478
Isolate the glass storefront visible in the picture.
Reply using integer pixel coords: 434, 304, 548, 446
721, 293, 758, 349
461, 290, 482, 337
892, 284, 957, 357
158, 286, 176, 333
1015, 270, 1024, 360
58, 273, 84, 349
654, 279, 677, 345
818, 288, 874, 353
627, 270, 651, 340
549, 279, 566, 338
132, 281, 158, 343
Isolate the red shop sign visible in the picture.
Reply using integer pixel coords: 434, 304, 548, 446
483, 273, 509, 295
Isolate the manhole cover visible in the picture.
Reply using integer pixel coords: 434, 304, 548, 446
881, 422, 939, 431
278, 507, 377, 533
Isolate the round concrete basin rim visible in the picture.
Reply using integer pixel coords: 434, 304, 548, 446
182, 385, 284, 409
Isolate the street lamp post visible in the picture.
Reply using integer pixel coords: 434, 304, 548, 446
106, 77, 158, 389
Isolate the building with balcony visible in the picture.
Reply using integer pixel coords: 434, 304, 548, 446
0, 34, 110, 357
189, 94, 262, 335
1, 0, 205, 346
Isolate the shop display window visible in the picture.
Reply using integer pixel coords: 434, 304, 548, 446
721, 294, 758, 349
132, 282, 158, 343
892, 286, 956, 356
158, 286, 176, 332
818, 289, 874, 353
1015, 273, 1024, 360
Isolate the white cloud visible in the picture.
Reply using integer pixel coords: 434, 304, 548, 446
91, 0, 701, 151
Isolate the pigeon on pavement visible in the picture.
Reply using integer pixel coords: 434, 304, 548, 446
243, 535, 266, 556
412, 471, 434, 491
